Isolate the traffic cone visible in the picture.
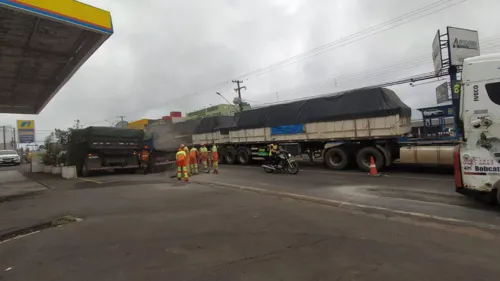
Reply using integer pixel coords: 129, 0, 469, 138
369, 156, 380, 177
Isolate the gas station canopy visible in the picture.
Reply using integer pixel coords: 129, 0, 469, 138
0, 0, 113, 114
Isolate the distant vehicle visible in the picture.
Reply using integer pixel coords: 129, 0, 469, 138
0, 150, 20, 166
423, 109, 444, 117
66, 127, 144, 177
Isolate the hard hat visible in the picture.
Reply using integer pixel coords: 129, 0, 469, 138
180, 144, 185, 148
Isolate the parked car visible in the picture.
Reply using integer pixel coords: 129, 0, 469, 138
0, 150, 21, 166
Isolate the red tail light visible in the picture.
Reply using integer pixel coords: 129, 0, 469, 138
453, 145, 463, 188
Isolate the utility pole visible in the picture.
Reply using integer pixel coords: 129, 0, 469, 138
232, 80, 246, 112
74, 119, 81, 129
12, 128, 16, 149
2, 126, 6, 149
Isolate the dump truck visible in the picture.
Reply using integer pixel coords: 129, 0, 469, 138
67, 126, 144, 176
145, 87, 456, 172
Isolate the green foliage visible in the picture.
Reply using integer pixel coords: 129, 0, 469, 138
41, 128, 74, 166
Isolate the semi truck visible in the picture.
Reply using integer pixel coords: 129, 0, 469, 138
67, 126, 144, 176
453, 53, 500, 203
146, 87, 456, 172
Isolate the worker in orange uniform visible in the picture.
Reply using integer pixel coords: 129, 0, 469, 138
199, 143, 208, 172
210, 142, 219, 174
183, 145, 191, 176
189, 146, 199, 174
176, 145, 188, 181
140, 145, 151, 175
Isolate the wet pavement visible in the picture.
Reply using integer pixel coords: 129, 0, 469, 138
186, 165, 500, 228
0, 166, 47, 200
1, 174, 500, 280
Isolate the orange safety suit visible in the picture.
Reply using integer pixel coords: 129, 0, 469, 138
140, 150, 149, 162
211, 144, 219, 174
200, 145, 208, 172
176, 149, 188, 181
189, 147, 199, 174
183, 146, 191, 175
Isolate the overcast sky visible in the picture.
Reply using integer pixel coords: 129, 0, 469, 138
1, 0, 500, 141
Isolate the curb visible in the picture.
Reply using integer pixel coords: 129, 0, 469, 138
195, 180, 500, 232
17, 168, 54, 190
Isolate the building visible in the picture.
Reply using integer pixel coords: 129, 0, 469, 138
127, 119, 157, 130
127, 112, 184, 130
186, 104, 250, 120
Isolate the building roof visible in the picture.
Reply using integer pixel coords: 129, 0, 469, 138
0, 0, 113, 114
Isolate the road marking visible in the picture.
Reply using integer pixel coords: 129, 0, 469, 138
78, 178, 104, 184
202, 180, 499, 230
224, 165, 454, 182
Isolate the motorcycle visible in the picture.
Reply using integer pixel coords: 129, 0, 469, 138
261, 150, 299, 174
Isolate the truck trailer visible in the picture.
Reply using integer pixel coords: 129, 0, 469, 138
67, 126, 144, 176
146, 87, 456, 172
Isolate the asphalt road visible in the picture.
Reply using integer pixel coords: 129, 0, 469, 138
1, 165, 500, 280
73, 163, 500, 228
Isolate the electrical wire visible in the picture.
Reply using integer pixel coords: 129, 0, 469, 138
254, 37, 500, 101
251, 71, 439, 109
81, 0, 468, 126
233, 0, 467, 80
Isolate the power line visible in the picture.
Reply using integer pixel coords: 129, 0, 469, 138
233, 0, 466, 80
251, 71, 441, 109
83, 0, 466, 126
255, 36, 500, 101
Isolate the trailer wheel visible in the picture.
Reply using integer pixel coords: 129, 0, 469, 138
324, 147, 350, 170
237, 149, 251, 165
81, 164, 91, 177
224, 152, 236, 164
355, 147, 384, 173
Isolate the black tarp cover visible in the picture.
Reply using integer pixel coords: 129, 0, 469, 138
195, 116, 235, 134
232, 87, 411, 130
73, 126, 144, 141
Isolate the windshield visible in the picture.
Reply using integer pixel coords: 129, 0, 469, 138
0, 150, 18, 155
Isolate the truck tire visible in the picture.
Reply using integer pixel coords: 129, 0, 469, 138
237, 149, 251, 165
81, 164, 91, 177
355, 146, 384, 173
224, 151, 236, 164
324, 147, 350, 170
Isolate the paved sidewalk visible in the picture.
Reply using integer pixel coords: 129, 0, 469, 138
0, 170, 47, 200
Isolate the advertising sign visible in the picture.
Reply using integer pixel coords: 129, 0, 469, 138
16, 120, 35, 143
462, 157, 500, 175
447, 27, 480, 66
432, 30, 443, 74
451, 80, 461, 100
435, 82, 449, 104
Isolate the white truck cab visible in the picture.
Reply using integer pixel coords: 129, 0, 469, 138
455, 53, 500, 202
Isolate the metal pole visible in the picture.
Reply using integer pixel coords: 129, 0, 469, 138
450, 66, 460, 137
2, 126, 6, 149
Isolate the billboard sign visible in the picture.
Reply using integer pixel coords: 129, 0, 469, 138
432, 30, 443, 74
447, 27, 480, 66
451, 80, 461, 100
435, 82, 450, 104
16, 120, 35, 143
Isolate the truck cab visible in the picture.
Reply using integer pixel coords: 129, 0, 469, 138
455, 53, 500, 202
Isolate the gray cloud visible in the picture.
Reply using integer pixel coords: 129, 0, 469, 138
1, 0, 499, 143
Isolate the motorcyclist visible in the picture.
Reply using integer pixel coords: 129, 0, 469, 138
267, 139, 281, 168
